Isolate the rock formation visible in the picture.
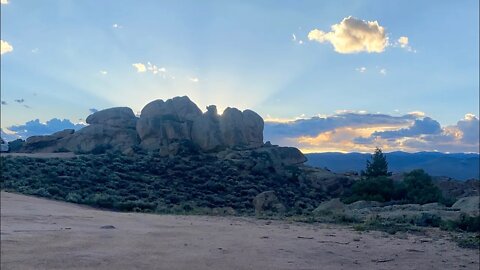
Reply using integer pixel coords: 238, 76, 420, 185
253, 191, 286, 215
136, 96, 203, 150
17, 96, 304, 165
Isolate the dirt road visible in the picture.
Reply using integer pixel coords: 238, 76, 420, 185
1, 192, 478, 270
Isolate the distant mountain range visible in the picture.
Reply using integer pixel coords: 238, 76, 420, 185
305, 152, 479, 180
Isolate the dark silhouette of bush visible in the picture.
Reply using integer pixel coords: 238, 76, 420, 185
403, 169, 442, 204
343, 176, 394, 203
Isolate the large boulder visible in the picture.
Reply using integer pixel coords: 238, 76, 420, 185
191, 105, 224, 151
253, 191, 285, 215
62, 124, 138, 154
86, 107, 137, 129
219, 108, 264, 148
22, 129, 75, 152
219, 107, 249, 147
61, 107, 139, 154
241, 109, 264, 147
313, 198, 346, 215
137, 96, 202, 150
254, 146, 307, 167
452, 196, 479, 216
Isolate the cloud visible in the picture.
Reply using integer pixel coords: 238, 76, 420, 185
371, 117, 442, 139
14, 98, 25, 103
6, 118, 86, 139
146, 62, 166, 74
456, 114, 479, 144
408, 111, 426, 118
379, 68, 387, 75
89, 108, 99, 114
265, 112, 416, 140
356, 67, 367, 73
308, 16, 388, 54
398, 36, 408, 47
100, 70, 108, 75
395, 36, 416, 52
132, 63, 146, 72
112, 23, 122, 29
188, 77, 199, 83
133, 62, 168, 76
292, 33, 304, 45
1, 40, 13, 55
265, 112, 479, 153
1, 128, 20, 142
1, 0, 8, 5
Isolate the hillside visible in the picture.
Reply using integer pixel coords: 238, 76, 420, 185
305, 152, 480, 180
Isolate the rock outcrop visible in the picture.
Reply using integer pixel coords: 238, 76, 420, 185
253, 191, 286, 215
137, 96, 264, 152
23, 129, 75, 152
191, 105, 223, 151
86, 107, 137, 129
452, 196, 479, 216
137, 96, 203, 150
16, 95, 306, 167
63, 107, 139, 154
22, 107, 139, 154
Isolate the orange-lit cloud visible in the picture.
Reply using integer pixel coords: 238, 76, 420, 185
264, 112, 479, 153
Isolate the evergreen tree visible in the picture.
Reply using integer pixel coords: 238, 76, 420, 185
361, 147, 391, 178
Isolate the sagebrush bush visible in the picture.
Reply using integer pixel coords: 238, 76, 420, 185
0, 151, 326, 215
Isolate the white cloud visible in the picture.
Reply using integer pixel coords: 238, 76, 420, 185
132, 63, 146, 73
398, 36, 408, 47
394, 36, 416, 52
408, 111, 426, 117
292, 33, 304, 45
100, 70, 108, 75
1, 0, 9, 4
308, 16, 388, 54
112, 24, 122, 29
133, 62, 170, 77
356, 67, 367, 73
1, 40, 13, 55
146, 62, 166, 74
188, 77, 199, 83
379, 68, 387, 75
31, 48, 39, 53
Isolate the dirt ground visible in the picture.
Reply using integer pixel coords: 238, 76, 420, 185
1, 191, 479, 270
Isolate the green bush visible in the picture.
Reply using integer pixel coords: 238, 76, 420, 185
343, 176, 394, 203
441, 214, 480, 232
403, 169, 442, 204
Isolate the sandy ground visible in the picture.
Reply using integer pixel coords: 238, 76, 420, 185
1, 192, 478, 270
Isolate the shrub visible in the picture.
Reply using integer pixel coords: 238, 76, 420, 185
403, 169, 442, 204
343, 176, 394, 203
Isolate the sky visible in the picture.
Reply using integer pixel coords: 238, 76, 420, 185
1, 0, 479, 153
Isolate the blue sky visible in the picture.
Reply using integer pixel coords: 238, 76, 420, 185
1, 0, 479, 152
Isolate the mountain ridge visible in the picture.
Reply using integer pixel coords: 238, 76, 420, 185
305, 151, 479, 180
